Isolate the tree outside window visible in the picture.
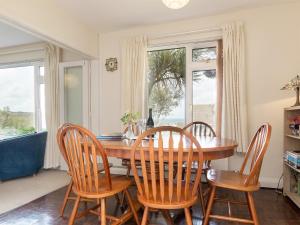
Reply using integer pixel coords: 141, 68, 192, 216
147, 48, 186, 126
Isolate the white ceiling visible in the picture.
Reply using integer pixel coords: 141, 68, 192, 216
0, 21, 41, 48
56, 0, 296, 32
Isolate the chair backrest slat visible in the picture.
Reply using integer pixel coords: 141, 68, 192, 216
84, 141, 93, 192
149, 137, 157, 201
239, 123, 271, 186
176, 135, 183, 202
168, 133, 174, 203
158, 132, 165, 202
184, 145, 193, 200
58, 124, 112, 195
139, 143, 149, 199
183, 121, 216, 138
131, 126, 203, 203
77, 133, 87, 192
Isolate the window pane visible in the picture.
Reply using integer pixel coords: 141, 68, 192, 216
192, 70, 216, 129
40, 66, 44, 76
64, 66, 83, 124
192, 47, 216, 62
0, 66, 35, 139
148, 48, 186, 127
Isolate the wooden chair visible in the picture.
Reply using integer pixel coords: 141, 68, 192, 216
183, 121, 216, 174
131, 126, 204, 225
203, 123, 272, 225
57, 123, 115, 217
59, 124, 140, 225
183, 121, 216, 215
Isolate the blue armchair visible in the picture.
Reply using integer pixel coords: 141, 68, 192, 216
0, 131, 47, 181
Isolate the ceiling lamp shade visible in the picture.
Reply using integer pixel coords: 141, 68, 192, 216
162, 0, 190, 9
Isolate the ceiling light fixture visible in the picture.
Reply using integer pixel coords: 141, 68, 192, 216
162, 0, 190, 10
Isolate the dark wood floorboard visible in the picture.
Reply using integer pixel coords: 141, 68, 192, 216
0, 185, 299, 225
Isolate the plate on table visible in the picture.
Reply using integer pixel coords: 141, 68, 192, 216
97, 132, 124, 141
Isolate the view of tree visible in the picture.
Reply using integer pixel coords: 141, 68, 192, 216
0, 106, 35, 137
147, 48, 186, 122
192, 47, 216, 62
193, 70, 216, 81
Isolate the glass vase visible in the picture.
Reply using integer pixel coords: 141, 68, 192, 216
125, 123, 135, 139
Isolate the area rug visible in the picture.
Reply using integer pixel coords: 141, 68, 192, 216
0, 169, 70, 214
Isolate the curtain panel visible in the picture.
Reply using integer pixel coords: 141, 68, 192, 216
44, 44, 60, 168
222, 22, 249, 153
121, 36, 148, 117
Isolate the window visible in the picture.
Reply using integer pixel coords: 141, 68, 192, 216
192, 70, 217, 129
147, 47, 186, 127
147, 42, 221, 131
190, 44, 218, 131
0, 62, 45, 139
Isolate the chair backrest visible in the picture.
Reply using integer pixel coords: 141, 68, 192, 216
57, 123, 73, 169
239, 123, 272, 186
183, 121, 216, 138
131, 126, 203, 203
59, 124, 112, 194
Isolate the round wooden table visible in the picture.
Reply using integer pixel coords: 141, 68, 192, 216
101, 137, 238, 161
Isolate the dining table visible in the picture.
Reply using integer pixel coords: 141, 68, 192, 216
100, 135, 238, 222
101, 136, 238, 161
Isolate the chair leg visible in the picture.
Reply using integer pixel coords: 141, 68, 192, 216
184, 208, 193, 225
198, 183, 206, 216
161, 209, 174, 225
120, 165, 131, 207
124, 189, 140, 225
97, 199, 101, 222
246, 192, 259, 225
203, 186, 216, 225
101, 198, 106, 225
68, 196, 80, 225
60, 181, 73, 217
141, 207, 149, 225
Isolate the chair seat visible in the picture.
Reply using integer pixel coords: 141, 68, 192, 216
207, 169, 260, 192
74, 174, 132, 199
137, 181, 198, 209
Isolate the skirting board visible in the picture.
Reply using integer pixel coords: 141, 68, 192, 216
259, 177, 282, 189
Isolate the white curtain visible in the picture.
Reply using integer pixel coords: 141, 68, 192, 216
222, 22, 248, 153
44, 44, 60, 168
121, 36, 148, 117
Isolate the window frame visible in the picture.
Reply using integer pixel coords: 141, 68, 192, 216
0, 60, 45, 134
147, 40, 222, 135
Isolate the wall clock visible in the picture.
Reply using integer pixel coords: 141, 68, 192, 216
105, 58, 118, 72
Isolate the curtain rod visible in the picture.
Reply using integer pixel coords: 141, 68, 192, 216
150, 26, 222, 40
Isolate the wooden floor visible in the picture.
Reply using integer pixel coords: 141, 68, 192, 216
0, 185, 299, 225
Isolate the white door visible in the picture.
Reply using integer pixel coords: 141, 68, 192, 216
59, 60, 90, 169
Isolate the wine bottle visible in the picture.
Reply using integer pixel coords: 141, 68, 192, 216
146, 108, 154, 130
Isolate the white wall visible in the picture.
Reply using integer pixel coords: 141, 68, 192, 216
98, 2, 300, 187
0, 0, 98, 58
